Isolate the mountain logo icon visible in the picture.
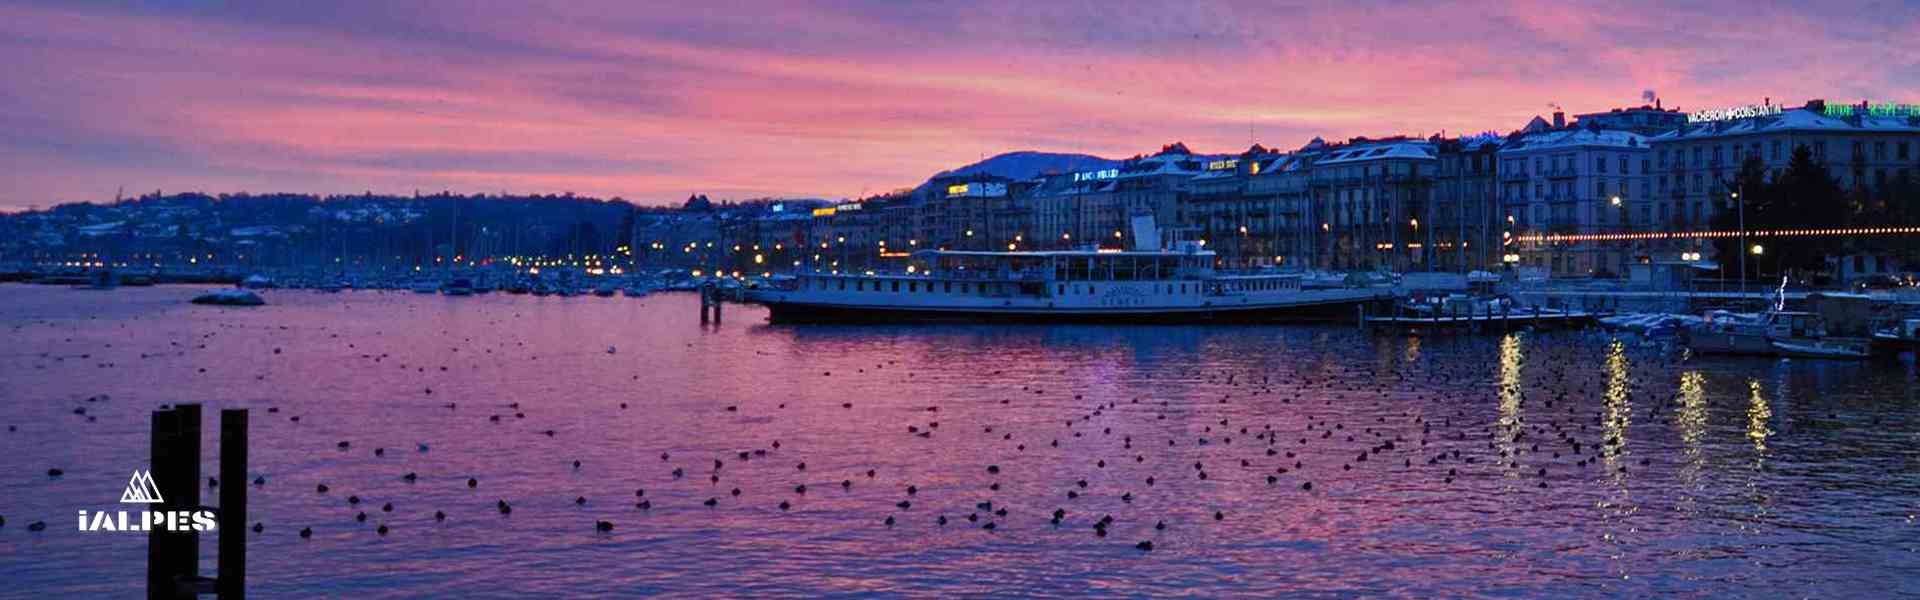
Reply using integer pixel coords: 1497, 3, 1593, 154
120, 470, 164, 504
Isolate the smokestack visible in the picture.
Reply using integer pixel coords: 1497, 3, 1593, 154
1552, 111, 1565, 129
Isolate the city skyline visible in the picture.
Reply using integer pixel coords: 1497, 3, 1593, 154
4, 0, 1917, 212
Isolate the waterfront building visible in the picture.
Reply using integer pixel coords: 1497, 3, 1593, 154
1300, 137, 1437, 271
1028, 145, 1203, 252
1498, 125, 1651, 276
805, 197, 888, 272
918, 173, 1021, 252
1248, 152, 1316, 267
1429, 134, 1505, 272
1651, 100, 1920, 236
1181, 146, 1289, 268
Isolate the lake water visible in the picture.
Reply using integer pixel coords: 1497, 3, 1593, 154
1, 284, 1916, 597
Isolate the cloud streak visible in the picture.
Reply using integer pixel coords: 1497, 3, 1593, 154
0, 0, 1914, 210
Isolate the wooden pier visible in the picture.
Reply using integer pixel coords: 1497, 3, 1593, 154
1362, 304, 1604, 333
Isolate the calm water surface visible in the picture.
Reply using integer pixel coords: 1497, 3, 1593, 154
1, 284, 1917, 598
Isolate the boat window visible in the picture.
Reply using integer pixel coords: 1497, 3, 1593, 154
909, 282, 917, 293
838, 279, 846, 291
961, 283, 970, 294
1058, 284, 1065, 296
944, 282, 952, 293
891, 281, 900, 293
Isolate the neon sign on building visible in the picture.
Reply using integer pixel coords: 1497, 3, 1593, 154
945, 182, 1007, 198
1823, 102, 1920, 119
1072, 169, 1118, 182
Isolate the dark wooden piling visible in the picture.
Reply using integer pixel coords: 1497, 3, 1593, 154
699, 284, 724, 324
217, 409, 248, 599
146, 404, 248, 599
176, 404, 202, 577
147, 408, 181, 600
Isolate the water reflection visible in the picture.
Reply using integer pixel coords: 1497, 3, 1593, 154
1602, 340, 1634, 473
1600, 339, 1637, 581
3, 286, 1918, 597
1674, 371, 1708, 491
1746, 379, 1772, 453
1496, 334, 1523, 488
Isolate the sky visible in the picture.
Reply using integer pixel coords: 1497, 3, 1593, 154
1, 0, 1916, 211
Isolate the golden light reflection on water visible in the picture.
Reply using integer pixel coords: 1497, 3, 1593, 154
1602, 340, 1632, 476
1497, 334, 1523, 486
1747, 379, 1772, 453
1742, 377, 1777, 535
1599, 340, 1637, 578
1674, 371, 1708, 489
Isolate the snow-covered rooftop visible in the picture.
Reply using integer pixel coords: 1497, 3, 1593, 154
1652, 107, 1920, 142
1313, 141, 1437, 165
1501, 128, 1646, 153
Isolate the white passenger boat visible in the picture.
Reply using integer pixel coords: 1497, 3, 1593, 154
744, 239, 1388, 323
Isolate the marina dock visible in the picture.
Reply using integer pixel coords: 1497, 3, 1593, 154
1362, 305, 1605, 332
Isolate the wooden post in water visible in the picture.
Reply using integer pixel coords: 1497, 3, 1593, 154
699, 285, 711, 323
147, 408, 181, 600
176, 404, 201, 579
147, 405, 247, 599
218, 409, 248, 599
147, 404, 200, 599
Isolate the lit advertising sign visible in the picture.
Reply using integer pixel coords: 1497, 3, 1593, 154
1207, 159, 1239, 171
1823, 102, 1920, 119
1072, 169, 1118, 182
811, 207, 836, 217
1687, 104, 1781, 123
946, 182, 1007, 198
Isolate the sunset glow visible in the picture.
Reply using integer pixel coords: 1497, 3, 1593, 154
3, 1, 1916, 210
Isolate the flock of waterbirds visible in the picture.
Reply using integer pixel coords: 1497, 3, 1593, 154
8, 292, 1715, 556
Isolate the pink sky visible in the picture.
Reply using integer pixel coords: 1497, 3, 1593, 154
1, 0, 1915, 210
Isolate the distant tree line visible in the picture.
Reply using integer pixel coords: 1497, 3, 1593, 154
1711, 146, 1920, 280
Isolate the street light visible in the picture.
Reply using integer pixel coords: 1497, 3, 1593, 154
1732, 187, 1747, 300
1610, 195, 1621, 207
1750, 244, 1764, 255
